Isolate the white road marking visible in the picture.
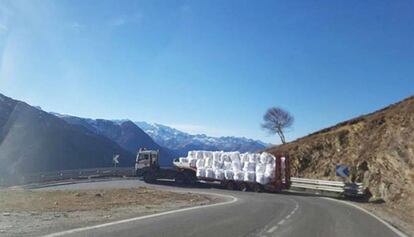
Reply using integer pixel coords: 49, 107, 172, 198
267, 225, 278, 233
320, 197, 408, 237
278, 219, 285, 225
42, 192, 238, 237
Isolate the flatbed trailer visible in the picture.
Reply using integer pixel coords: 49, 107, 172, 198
135, 149, 291, 192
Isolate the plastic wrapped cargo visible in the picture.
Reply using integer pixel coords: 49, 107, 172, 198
215, 169, 224, 180
248, 153, 258, 163
256, 174, 269, 185
181, 150, 278, 185
243, 162, 256, 172
205, 168, 215, 179
264, 164, 275, 178
204, 157, 213, 168
234, 171, 244, 181
225, 170, 234, 180
241, 153, 249, 163
189, 158, 197, 168
223, 161, 232, 170
197, 168, 206, 177
260, 152, 273, 164
204, 151, 213, 159
212, 160, 223, 169
213, 152, 222, 162
244, 171, 255, 182
256, 163, 266, 173
195, 151, 204, 159
232, 161, 242, 171
188, 151, 196, 159
196, 159, 205, 168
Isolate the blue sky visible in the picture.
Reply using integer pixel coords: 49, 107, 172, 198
0, 0, 413, 143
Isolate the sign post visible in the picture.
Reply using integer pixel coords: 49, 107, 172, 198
113, 154, 120, 168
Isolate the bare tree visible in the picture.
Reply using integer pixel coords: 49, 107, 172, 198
262, 107, 294, 144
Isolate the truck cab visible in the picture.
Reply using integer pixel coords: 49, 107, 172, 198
135, 149, 159, 176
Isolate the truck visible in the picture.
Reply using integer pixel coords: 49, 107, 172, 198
135, 148, 291, 192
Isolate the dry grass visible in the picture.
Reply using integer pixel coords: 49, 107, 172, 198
0, 187, 209, 212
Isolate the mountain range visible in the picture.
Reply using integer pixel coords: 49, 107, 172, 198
0, 93, 134, 177
55, 114, 177, 166
135, 121, 269, 156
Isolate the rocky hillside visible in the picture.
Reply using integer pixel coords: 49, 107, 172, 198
136, 122, 268, 156
0, 94, 134, 178
267, 96, 414, 223
57, 115, 177, 166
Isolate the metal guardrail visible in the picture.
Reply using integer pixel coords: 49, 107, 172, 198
0, 167, 135, 187
290, 177, 365, 196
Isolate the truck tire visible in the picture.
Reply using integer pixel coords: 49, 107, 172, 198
225, 181, 236, 190
175, 173, 186, 186
238, 182, 248, 192
251, 183, 263, 193
143, 172, 155, 183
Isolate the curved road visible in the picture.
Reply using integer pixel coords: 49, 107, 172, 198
40, 179, 404, 237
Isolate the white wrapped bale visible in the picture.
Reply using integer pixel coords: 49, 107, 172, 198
214, 169, 224, 180
189, 158, 197, 168
243, 162, 256, 172
204, 157, 213, 168
212, 160, 223, 169
188, 151, 196, 159
179, 157, 188, 163
244, 171, 256, 182
264, 163, 276, 178
234, 171, 244, 181
225, 170, 234, 180
213, 152, 223, 162
232, 161, 242, 172
241, 153, 249, 163
196, 159, 205, 168
255, 163, 266, 173
206, 168, 215, 179
256, 174, 270, 185
221, 153, 231, 162
248, 153, 258, 163
223, 161, 232, 170
195, 151, 204, 159
260, 152, 273, 164
229, 152, 240, 163
204, 151, 213, 159
197, 168, 206, 177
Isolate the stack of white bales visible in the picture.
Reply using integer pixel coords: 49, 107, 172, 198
184, 151, 276, 185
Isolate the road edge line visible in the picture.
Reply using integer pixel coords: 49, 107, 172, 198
42, 192, 238, 237
320, 197, 408, 237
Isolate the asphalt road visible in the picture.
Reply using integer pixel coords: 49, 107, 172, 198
40, 179, 404, 237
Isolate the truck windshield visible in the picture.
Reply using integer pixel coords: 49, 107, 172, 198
138, 154, 150, 161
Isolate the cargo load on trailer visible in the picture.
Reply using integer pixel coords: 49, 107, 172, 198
135, 148, 290, 192
174, 151, 284, 185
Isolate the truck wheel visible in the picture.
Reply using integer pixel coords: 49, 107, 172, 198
175, 173, 186, 186
226, 181, 236, 190
252, 183, 263, 193
238, 182, 248, 192
143, 172, 155, 183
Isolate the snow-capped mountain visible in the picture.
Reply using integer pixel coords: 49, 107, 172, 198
53, 115, 177, 165
135, 122, 270, 156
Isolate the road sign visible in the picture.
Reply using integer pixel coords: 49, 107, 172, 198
113, 154, 120, 166
336, 165, 349, 177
